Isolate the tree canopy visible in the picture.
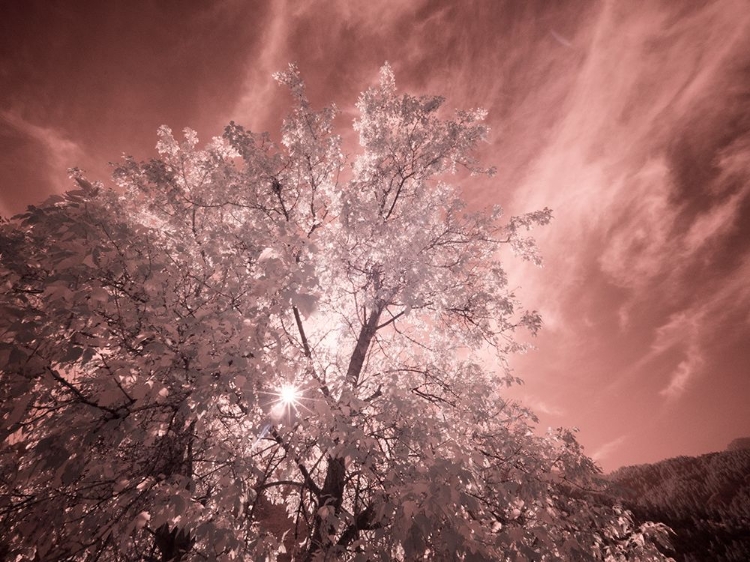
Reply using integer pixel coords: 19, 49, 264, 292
0, 65, 671, 561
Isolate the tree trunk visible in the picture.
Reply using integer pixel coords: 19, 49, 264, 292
304, 455, 346, 562
154, 420, 196, 561
345, 302, 384, 389
304, 304, 383, 561
155, 525, 194, 562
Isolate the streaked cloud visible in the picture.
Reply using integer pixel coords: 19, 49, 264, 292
0, 110, 84, 215
592, 435, 628, 464
1, 110, 82, 172
659, 349, 704, 401
523, 395, 565, 417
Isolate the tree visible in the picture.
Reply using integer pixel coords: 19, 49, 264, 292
726, 437, 750, 451
0, 65, 670, 561
611, 448, 750, 561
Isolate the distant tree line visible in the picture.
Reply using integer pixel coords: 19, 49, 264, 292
610, 446, 750, 562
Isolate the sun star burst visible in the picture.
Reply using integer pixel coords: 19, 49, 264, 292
279, 384, 300, 406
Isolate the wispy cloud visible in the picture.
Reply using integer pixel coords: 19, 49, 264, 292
523, 395, 565, 417
605, 248, 750, 403
502, 3, 750, 335
503, 0, 750, 384
659, 349, 704, 400
228, 0, 428, 130
592, 435, 628, 463
2, 110, 82, 170
0, 110, 84, 214
632, 251, 750, 400
649, 311, 701, 357
226, 0, 291, 128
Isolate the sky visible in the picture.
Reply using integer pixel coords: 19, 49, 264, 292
2, 0, 749, 472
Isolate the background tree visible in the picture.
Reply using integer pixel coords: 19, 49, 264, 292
610, 446, 750, 561
0, 65, 671, 561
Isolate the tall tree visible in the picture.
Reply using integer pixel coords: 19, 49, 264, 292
0, 65, 670, 561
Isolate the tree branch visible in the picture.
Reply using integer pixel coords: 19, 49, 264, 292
255, 480, 306, 492
345, 302, 385, 389
375, 309, 406, 330
270, 427, 322, 498
47, 366, 123, 419
292, 305, 332, 399
292, 305, 312, 358
336, 503, 383, 548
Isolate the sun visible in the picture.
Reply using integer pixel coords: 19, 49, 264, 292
261, 382, 312, 424
279, 384, 300, 406
268, 383, 303, 424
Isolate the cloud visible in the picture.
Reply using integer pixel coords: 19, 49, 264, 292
228, 0, 429, 131
649, 311, 701, 356
226, 1, 292, 129
604, 246, 750, 403
649, 312, 704, 400
496, 2, 750, 399
659, 349, 704, 400
1, 110, 83, 176
683, 189, 748, 255
0, 110, 84, 215
591, 435, 627, 463
680, 136, 750, 254
596, 160, 678, 291
515, 2, 749, 258
549, 30, 572, 48
645, 251, 750, 400
326, 0, 428, 38
523, 395, 565, 417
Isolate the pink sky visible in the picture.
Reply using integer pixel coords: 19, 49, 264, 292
2, 0, 749, 472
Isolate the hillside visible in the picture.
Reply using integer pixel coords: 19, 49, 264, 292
608, 445, 750, 561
